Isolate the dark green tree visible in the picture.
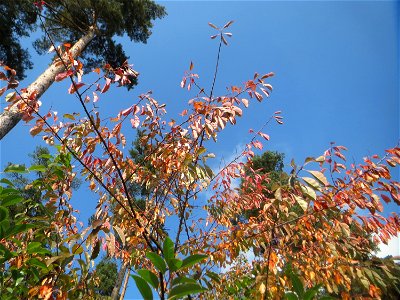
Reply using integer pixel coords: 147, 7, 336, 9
0, 0, 166, 140
5, 145, 81, 223
238, 150, 288, 222
0, 0, 37, 80
94, 257, 119, 298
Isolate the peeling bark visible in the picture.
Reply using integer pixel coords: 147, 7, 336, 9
0, 27, 96, 140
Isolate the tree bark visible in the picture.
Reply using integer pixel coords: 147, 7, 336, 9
0, 27, 96, 140
119, 263, 130, 300
111, 261, 128, 300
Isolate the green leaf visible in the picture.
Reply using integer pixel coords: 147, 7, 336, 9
284, 292, 298, 300
146, 252, 167, 274
163, 237, 175, 263
132, 275, 153, 300
171, 276, 197, 287
205, 271, 220, 284
167, 258, 183, 272
180, 254, 207, 270
168, 283, 207, 299
303, 284, 322, 300
0, 178, 14, 186
27, 242, 51, 255
7, 223, 36, 237
0, 206, 9, 223
196, 146, 207, 156
28, 165, 47, 172
137, 269, 159, 289
72, 243, 84, 255
1, 195, 24, 207
27, 258, 47, 270
4, 164, 28, 173
290, 273, 304, 298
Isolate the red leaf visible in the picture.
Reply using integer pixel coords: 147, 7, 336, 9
261, 72, 275, 79
68, 82, 85, 94
254, 91, 263, 102
381, 194, 390, 203
0, 87, 6, 97
260, 88, 270, 97
190, 61, 194, 71
258, 132, 270, 141
55, 70, 73, 82
180, 77, 186, 88
121, 106, 133, 116
252, 140, 263, 150
101, 78, 112, 93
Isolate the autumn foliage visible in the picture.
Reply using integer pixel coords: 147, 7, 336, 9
0, 18, 399, 300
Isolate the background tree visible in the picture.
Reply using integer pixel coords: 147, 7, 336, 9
238, 150, 288, 222
0, 0, 37, 80
94, 257, 119, 299
0, 0, 166, 140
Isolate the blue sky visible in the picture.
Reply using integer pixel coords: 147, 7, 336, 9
0, 1, 399, 299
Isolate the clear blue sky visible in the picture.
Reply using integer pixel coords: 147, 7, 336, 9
0, 1, 399, 299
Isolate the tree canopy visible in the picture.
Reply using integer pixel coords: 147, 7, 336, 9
0, 0, 166, 80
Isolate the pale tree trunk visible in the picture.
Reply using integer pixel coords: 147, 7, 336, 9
119, 264, 130, 300
111, 261, 129, 300
0, 27, 96, 140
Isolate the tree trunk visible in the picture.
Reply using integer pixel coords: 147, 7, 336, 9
0, 27, 96, 140
111, 261, 128, 300
119, 263, 130, 300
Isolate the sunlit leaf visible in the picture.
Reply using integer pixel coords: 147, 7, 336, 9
137, 269, 159, 289
168, 283, 207, 299
146, 252, 167, 274
180, 254, 207, 270
132, 275, 153, 300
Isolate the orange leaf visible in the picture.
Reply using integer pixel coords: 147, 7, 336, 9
194, 101, 204, 112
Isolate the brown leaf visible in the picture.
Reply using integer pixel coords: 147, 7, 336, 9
223, 20, 234, 28
208, 22, 218, 29
0, 87, 6, 97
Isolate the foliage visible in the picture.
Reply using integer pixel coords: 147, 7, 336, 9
0, 152, 96, 299
0, 0, 37, 79
1, 18, 399, 300
238, 151, 288, 223
0, 0, 166, 82
94, 257, 118, 297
